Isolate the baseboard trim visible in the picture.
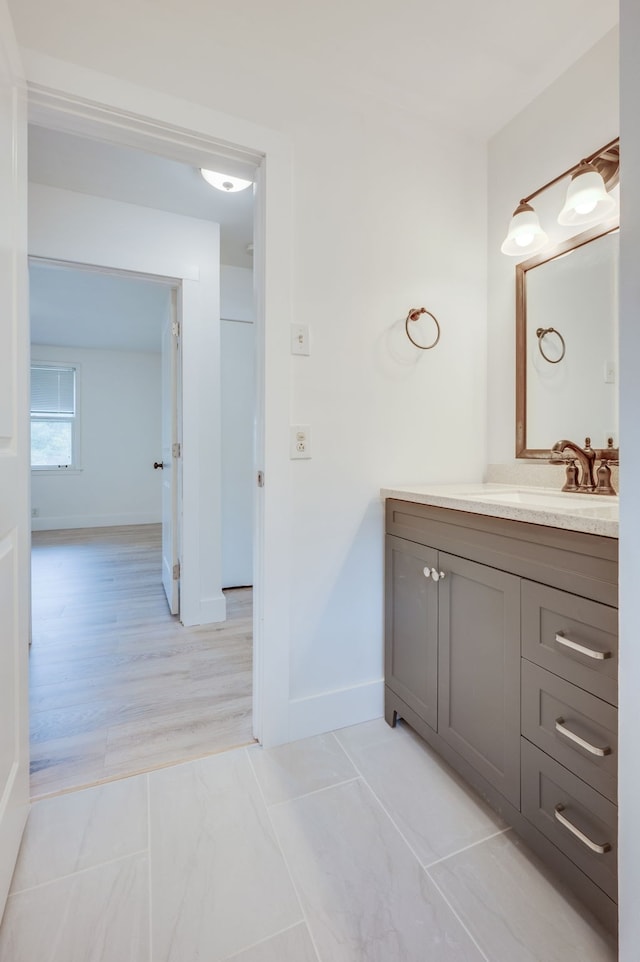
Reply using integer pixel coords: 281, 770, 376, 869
181, 592, 227, 627
31, 513, 161, 531
289, 679, 384, 742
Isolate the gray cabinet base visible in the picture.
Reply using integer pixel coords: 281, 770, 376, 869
385, 685, 617, 935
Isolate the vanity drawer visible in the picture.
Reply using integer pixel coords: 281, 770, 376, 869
521, 739, 617, 901
521, 581, 617, 705
521, 661, 617, 803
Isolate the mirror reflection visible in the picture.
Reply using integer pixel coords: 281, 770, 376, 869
516, 226, 618, 457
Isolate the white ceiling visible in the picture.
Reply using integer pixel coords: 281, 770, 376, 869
28, 125, 254, 270
30, 261, 172, 352
9, 0, 618, 140
260, 0, 618, 137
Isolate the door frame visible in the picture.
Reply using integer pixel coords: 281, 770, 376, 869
25, 57, 295, 747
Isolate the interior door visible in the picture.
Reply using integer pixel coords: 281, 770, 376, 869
0, 1, 30, 919
221, 318, 255, 588
161, 289, 180, 614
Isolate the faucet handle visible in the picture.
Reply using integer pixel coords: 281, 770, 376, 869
595, 460, 617, 496
561, 460, 580, 492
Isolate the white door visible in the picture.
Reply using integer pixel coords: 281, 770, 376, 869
161, 290, 180, 614
0, 1, 30, 918
221, 318, 255, 588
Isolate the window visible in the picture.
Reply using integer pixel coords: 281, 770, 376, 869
30, 364, 78, 469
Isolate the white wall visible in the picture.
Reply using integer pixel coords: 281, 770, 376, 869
31, 345, 162, 530
28, 184, 223, 627
487, 29, 619, 472
15, 16, 488, 740
220, 265, 254, 589
221, 264, 253, 323
618, 0, 640, 956
285, 116, 486, 730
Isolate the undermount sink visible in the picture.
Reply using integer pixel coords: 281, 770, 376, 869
468, 488, 618, 512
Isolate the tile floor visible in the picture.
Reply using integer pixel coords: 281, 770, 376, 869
0, 718, 616, 962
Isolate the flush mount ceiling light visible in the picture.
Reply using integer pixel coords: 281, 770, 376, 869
200, 169, 253, 192
501, 139, 619, 257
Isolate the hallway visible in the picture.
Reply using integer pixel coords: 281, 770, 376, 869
30, 524, 253, 797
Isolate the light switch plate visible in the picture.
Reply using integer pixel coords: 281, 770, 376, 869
291, 324, 310, 356
290, 424, 311, 459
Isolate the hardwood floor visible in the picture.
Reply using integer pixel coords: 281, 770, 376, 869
30, 524, 253, 798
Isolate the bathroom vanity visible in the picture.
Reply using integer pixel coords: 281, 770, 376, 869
382, 483, 618, 930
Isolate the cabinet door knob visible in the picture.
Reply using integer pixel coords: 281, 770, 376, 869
431, 569, 446, 582
422, 566, 431, 579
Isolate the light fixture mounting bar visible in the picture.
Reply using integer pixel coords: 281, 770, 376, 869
519, 137, 619, 206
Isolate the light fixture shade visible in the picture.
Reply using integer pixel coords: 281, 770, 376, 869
557, 163, 617, 226
500, 202, 549, 257
200, 169, 252, 192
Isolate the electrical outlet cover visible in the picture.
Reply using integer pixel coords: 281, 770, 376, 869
290, 424, 311, 458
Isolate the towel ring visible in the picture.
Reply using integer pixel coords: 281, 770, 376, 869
405, 308, 441, 350
536, 326, 566, 364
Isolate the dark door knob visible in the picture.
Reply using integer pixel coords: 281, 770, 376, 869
153, 461, 164, 470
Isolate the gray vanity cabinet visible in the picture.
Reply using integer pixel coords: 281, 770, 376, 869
438, 553, 521, 806
384, 497, 618, 931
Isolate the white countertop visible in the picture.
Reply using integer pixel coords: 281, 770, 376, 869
381, 483, 619, 539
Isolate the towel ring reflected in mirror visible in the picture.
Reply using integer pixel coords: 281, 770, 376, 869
405, 307, 441, 350
536, 326, 566, 364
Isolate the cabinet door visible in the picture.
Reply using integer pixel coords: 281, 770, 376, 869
438, 553, 521, 806
385, 536, 438, 730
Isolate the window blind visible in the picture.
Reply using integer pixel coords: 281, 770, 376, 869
31, 366, 76, 417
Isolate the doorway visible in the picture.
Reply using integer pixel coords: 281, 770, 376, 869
27, 129, 259, 795
26, 80, 293, 752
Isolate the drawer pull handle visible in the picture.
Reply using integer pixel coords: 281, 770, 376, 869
555, 718, 611, 757
554, 805, 611, 855
555, 632, 612, 661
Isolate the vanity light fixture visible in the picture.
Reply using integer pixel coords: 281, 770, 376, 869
557, 162, 616, 226
501, 202, 548, 257
501, 138, 619, 257
200, 169, 253, 192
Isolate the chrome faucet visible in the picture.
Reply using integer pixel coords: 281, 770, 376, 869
550, 437, 619, 495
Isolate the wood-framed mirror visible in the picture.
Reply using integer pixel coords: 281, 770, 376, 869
515, 221, 619, 458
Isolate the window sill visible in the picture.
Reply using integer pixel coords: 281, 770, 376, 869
31, 468, 83, 476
